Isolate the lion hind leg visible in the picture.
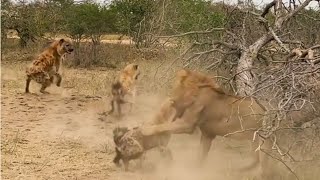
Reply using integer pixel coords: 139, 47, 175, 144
258, 139, 275, 180
237, 149, 261, 172
123, 158, 130, 171
199, 133, 214, 164
236, 138, 274, 179
235, 137, 263, 173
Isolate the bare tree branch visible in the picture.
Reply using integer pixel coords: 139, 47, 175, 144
261, 0, 276, 17
309, 44, 320, 50
281, 0, 314, 26
268, 26, 290, 53
212, 40, 240, 50
156, 28, 225, 38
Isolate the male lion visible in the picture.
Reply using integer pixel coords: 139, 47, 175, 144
142, 69, 272, 178
108, 63, 140, 116
113, 98, 175, 171
25, 39, 74, 94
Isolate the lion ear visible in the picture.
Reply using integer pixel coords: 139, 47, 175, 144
176, 69, 188, 78
59, 39, 65, 44
133, 64, 138, 70
176, 69, 189, 84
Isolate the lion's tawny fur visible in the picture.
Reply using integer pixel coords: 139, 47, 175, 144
141, 69, 270, 178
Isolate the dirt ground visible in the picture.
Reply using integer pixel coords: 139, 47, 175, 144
1, 61, 319, 180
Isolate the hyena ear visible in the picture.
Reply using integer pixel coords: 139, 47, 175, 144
134, 73, 140, 80
59, 39, 65, 44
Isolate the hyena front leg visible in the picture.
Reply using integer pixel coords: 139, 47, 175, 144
54, 73, 62, 87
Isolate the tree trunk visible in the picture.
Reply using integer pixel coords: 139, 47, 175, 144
91, 35, 101, 65
235, 34, 273, 96
235, 50, 255, 96
73, 41, 81, 66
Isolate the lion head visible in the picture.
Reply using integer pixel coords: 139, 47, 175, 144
172, 69, 219, 97
170, 69, 221, 116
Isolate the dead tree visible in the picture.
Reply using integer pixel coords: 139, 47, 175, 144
235, 0, 317, 96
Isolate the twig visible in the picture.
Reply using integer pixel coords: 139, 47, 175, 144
223, 128, 257, 137
260, 148, 300, 180
295, 67, 320, 75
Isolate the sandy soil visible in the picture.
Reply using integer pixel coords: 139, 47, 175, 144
1, 61, 318, 180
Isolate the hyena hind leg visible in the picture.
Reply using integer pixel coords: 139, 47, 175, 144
116, 99, 122, 117
113, 148, 122, 167
25, 76, 32, 93
108, 99, 115, 115
40, 79, 52, 94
